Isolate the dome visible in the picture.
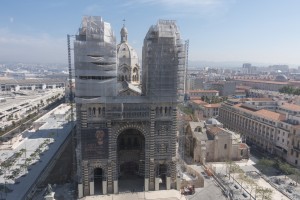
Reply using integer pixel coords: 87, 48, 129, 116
117, 42, 138, 61
121, 26, 128, 35
117, 28, 140, 86
206, 118, 221, 125
120, 25, 128, 43
275, 74, 288, 82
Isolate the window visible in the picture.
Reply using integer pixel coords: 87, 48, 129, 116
295, 160, 298, 165
240, 150, 243, 156
297, 152, 299, 158
224, 144, 227, 149
93, 107, 96, 116
88, 107, 92, 116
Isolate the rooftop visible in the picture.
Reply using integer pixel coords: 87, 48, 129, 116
255, 109, 286, 121
190, 99, 208, 105
280, 103, 300, 112
203, 104, 221, 108
236, 79, 289, 85
207, 126, 223, 135
233, 104, 286, 121
188, 90, 219, 93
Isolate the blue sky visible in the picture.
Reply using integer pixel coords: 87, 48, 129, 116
1, 0, 300, 67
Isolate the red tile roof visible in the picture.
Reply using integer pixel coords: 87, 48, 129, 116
191, 100, 208, 105
233, 104, 286, 121
188, 90, 219, 93
239, 143, 248, 149
280, 103, 300, 112
207, 127, 223, 135
255, 109, 286, 121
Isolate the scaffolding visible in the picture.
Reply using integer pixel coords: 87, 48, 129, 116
74, 16, 117, 98
142, 20, 185, 102
73, 17, 186, 196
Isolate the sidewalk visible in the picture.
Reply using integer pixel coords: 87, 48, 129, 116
82, 190, 185, 200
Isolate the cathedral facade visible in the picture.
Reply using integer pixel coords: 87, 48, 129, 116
74, 16, 185, 197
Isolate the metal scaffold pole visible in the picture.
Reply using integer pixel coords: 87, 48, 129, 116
67, 34, 76, 186
184, 39, 189, 102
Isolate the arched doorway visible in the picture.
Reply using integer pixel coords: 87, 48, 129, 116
157, 164, 167, 190
117, 128, 145, 192
94, 168, 103, 194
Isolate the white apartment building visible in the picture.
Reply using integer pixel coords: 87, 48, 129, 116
219, 98, 300, 167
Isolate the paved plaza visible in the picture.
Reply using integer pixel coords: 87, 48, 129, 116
0, 104, 73, 200
82, 189, 184, 200
211, 155, 300, 200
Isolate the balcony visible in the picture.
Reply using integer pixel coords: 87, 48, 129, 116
293, 146, 300, 152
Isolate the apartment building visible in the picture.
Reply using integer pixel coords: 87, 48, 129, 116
219, 98, 300, 167
188, 90, 219, 99
202, 104, 220, 118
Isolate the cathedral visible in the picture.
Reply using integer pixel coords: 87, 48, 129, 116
74, 16, 185, 197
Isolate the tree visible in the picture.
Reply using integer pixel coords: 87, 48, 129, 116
293, 169, 300, 186
278, 161, 294, 179
256, 187, 273, 200
257, 158, 275, 174
237, 173, 247, 191
226, 161, 243, 180
19, 148, 26, 154
244, 176, 257, 198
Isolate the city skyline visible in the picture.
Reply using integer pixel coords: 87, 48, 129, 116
0, 0, 300, 66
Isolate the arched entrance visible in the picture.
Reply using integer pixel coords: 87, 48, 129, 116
157, 164, 167, 190
117, 128, 145, 192
94, 168, 103, 194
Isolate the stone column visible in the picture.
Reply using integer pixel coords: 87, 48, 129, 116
155, 177, 160, 191
78, 184, 83, 198
114, 180, 118, 194
149, 107, 156, 190
144, 178, 149, 192
107, 120, 114, 193
166, 177, 171, 190
89, 182, 94, 195
176, 176, 181, 191
83, 162, 90, 196
103, 180, 107, 195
